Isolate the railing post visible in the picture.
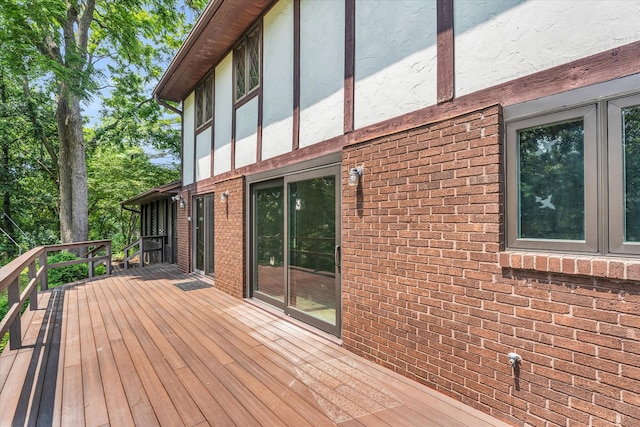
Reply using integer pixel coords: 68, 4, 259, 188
28, 261, 38, 310
39, 251, 48, 291
88, 247, 94, 278
124, 245, 129, 270
8, 276, 22, 350
106, 241, 112, 275
140, 238, 145, 267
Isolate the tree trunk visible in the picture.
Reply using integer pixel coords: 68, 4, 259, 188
56, 86, 88, 244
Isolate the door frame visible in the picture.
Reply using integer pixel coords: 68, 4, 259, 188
192, 194, 215, 276
283, 165, 341, 336
246, 153, 342, 337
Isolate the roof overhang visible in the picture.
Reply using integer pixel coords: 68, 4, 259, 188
154, 0, 274, 103
121, 181, 182, 206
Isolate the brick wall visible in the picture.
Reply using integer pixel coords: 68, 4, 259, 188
214, 177, 245, 299
176, 190, 191, 273
341, 105, 640, 427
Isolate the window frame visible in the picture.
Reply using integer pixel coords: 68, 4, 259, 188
608, 94, 640, 256
234, 25, 261, 103
506, 105, 599, 253
195, 72, 214, 130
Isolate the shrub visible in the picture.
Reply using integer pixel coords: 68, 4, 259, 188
47, 251, 88, 287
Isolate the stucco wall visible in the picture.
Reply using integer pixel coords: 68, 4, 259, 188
195, 127, 211, 181
299, 0, 344, 147
235, 96, 259, 168
354, 0, 437, 129
454, 0, 640, 97
214, 53, 233, 176
182, 94, 195, 185
262, 0, 294, 160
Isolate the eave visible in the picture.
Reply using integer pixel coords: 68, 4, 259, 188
121, 180, 182, 206
154, 0, 273, 103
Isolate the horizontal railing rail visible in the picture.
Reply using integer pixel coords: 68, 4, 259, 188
123, 235, 164, 269
0, 240, 112, 350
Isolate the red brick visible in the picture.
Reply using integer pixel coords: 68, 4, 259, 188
627, 261, 640, 280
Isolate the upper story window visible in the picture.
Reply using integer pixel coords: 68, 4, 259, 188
196, 73, 213, 129
506, 93, 640, 256
234, 27, 260, 101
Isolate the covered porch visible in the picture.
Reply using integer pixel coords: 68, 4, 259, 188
1, 264, 510, 426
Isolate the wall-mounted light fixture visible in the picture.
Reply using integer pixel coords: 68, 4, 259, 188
172, 194, 186, 208
348, 166, 363, 187
220, 191, 229, 202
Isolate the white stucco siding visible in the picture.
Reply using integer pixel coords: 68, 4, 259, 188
195, 127, 211, 181
455, 0, 640, 97
235, 96, 259, 168
262, 0, 294, 161
354, 0, 437, 129
182, 93, 195, 185
214, 53, 233, 175
299, 0, 344, 148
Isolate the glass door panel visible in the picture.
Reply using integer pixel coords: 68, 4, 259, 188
251, 165, 341, 336
254, 182, 286, 306
286, 169, 339, 331
194, 195, 214, 275
195, 198, 205, 272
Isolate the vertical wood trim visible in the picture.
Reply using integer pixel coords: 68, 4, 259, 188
257, 23, 264, 162
344, 0, 355, 133
437, 0, 454, 103
181, 99, 185, 187
211, 70, 216, 176
192, 97, 198, 183
231, 52, 237, 171
292, 0, 301, 150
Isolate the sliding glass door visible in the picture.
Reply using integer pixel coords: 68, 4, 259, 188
194, 195, 214, 276
251, 165, 341, 336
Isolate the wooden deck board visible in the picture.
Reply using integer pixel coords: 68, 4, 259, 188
90, 282, 159, 426
137, 281, 326, 426
84, 284, 135, 427
1, 264, 513, 427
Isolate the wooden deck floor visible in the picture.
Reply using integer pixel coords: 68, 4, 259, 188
1, 264, 511, 427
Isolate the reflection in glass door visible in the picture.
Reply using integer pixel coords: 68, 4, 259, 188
194, 195, 214, 276
254, 182, 285, 307
288, 175, 338, 330
251, 165, 341, 336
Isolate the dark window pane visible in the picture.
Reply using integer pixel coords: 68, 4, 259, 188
235, 44, 246, 99
248, 30, 260, 90
623, 105, 640, 242
518, 119, 585, 240
256, 185, 284, 300
195, 86, 204, 128
204, 75, 213, 122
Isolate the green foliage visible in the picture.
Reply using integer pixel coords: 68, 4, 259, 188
623, 106, 640, 242
47, 251, 88, 287
0, 0, 205, 261
518, 119, 585, 240
87, 144, 178, 251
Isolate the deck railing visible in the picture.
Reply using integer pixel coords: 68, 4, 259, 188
0, 240, 111, 350
123, 235, 164, 269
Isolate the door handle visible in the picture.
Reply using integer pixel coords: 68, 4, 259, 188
335, 245, 341, 268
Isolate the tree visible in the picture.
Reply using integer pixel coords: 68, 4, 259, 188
0, 0, 204, 245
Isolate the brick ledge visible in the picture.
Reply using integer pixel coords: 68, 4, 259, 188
499, 251, 640, 281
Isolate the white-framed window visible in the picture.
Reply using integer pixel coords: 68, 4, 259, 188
505, 93, 640, 256
234, 26, 260, 101
195, 73, 213, 129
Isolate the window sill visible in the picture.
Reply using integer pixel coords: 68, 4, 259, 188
499, 251, 640, 281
